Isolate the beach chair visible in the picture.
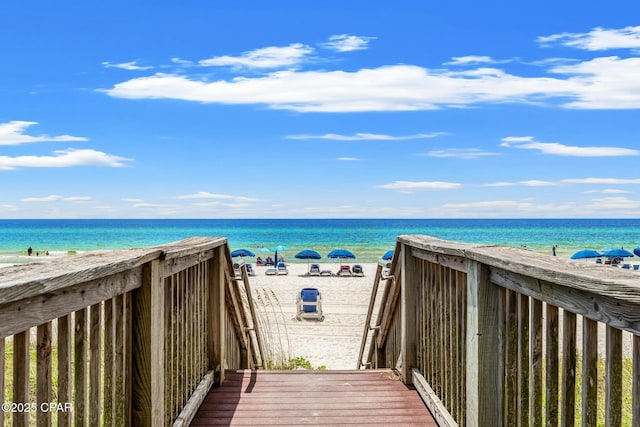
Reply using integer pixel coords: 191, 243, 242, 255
320, 269, 333, 277
336, 265, 352, 276
622, 263, 631, 269
309, 263, 321, 276
246, 263, 256, 276
276, 262, 288, 275
352, 264, 364, 277
265, 268, 277, 275
296, 288, 324, 321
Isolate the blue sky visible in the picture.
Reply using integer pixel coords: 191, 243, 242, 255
1, 1, 640, 218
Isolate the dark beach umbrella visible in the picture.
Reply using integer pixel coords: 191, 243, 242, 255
295, 249, 322, 260
603, 248, 634, 258
295, 249, 322, 271
327, 249, 356, 266
634, 248, 640, 257
382, 250, 394, 261
570, 249, 602, 260
231, 248, 255, 258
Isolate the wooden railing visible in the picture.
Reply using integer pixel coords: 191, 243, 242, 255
0, 237, 264, 427
360, 234, 640, 427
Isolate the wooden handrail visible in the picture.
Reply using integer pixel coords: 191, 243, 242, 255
362, 234, 640, 427
0, 237, 266, 427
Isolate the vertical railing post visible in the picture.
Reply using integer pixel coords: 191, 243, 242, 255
466, 260, 500, 426
401, 243, 418, 384
209, 246, 226, 384
132, 259, 165, 426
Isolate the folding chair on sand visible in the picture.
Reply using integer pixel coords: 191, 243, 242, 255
296, 288, 324, 321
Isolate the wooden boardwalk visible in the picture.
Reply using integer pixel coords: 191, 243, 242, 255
191, 369, 438, 426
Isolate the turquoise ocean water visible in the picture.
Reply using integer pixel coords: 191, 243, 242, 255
1, 218, 640, 266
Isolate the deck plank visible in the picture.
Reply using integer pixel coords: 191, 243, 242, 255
190, 369, 437, 426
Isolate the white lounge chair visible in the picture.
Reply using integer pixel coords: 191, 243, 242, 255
296, 288, 324, 321
276, 262, 288, 275
309, 263, 321, 276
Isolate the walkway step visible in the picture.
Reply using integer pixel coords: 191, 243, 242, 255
191, 369, 437, 426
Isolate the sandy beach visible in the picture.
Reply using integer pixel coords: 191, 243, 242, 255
247, 262, 382, 370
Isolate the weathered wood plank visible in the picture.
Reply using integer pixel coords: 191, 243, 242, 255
490, 267, 640, 336
411, 246, 469, 273
132, 259, 165, 427
163, 249, 215, 277
89, 303, 102, 427
466, 260, 500, 426
504, 289, 517, 426
561, 310, 576, 427
114, 294, 125, 424
530, 298, 543, 427
412, 369, 457, 427
13, 330, 30, 427
240, 264, 266, 368
546, 304, 559, 427
57, 315, 72, 427
605, 326, 622, 427
517, 293, 529, 427
0, 266, 142, 339
0, 249, 153, 302
192, 369, 436, 426
358, 264, 383, 368
401, 244, 418, 384
103, 299, 113, 427
209, 248, 225, 381
74, 308, 88, 426
582, 317, 598, 427
36, 322, 52, 427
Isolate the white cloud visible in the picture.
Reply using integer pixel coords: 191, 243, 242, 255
102, 66, 570, 112
0, 149, 132, 170
376, 180, 461, 192
548, 56, 640, 109
519, 180, 557, 187
198, 43, 313, 69
0, 121, 87, 146
337, 157, 361, 161
438, 200, 582, 217
103, 45, 640, 111
484, 182, 516, 187
583, 196, 640, 210
538, 26, 640, 51
177, 191, 258, 202
321, 34, 376, 52
500, 136, 640, 157
102, 61, 153, 71
21, 195, 92, 202
583, 189, 631, 194
121, 198, 144, 202
287, 132, 445, 141
422, 148, 500, 159
562, 178, 640, 185
444, 56, 495, 65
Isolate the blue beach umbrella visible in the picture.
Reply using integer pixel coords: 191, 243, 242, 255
633, 248, 640, 257
295, 249, 322, 271
570, 249, 602, 260
327, 249, 356, 266
382, 250, 394, 261
231, 248, 255, 258
603, 248, 634, 258
295, 249, 322, 260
